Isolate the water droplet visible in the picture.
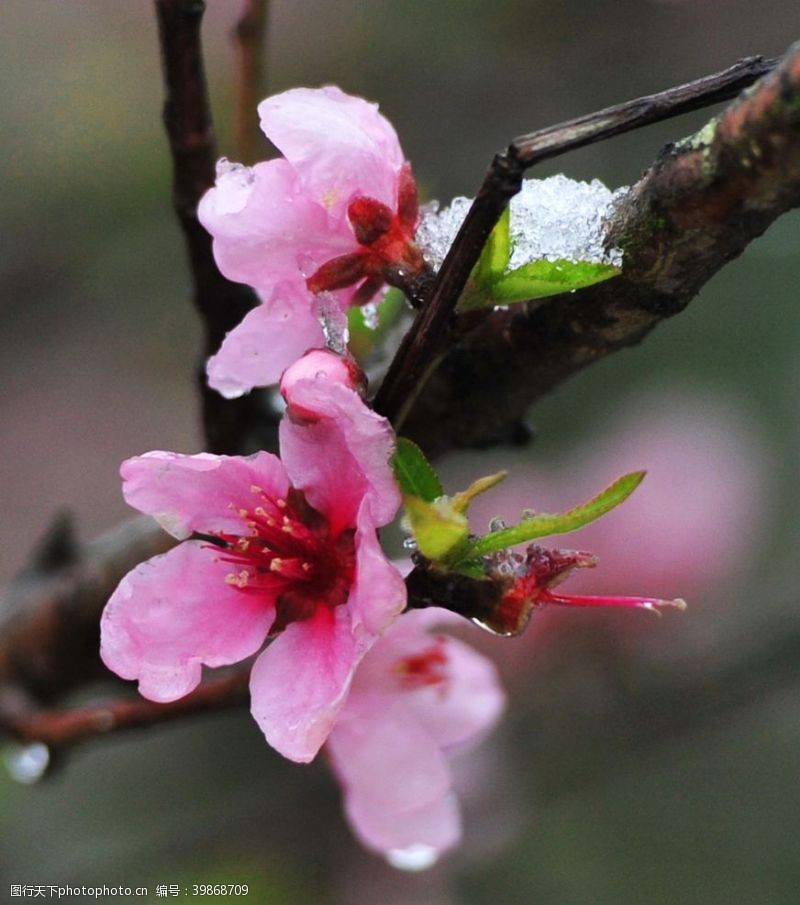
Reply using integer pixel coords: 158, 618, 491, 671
402, 537, 418, 552
521, 508, 536, 520
386, 843, 439, 871
4, 742, 50, 784
488, 517, 507, 533
360, 302, 380, 330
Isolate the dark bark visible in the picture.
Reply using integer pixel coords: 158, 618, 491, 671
155, 0, 275, 454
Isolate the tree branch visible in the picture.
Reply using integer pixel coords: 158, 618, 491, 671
155, 0, 275, 454
232, 0, 269, 165
374, 54, 777, 429
3, 47, 799, 753
401, 43, 800, 453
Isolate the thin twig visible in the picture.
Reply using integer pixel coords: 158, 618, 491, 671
373, 54, 776, 427
233, 0, 269, 164
155, 0, 274, 454
1, 669, 250, 750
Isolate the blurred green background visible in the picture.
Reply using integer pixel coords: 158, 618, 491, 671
1, 1, 799, 902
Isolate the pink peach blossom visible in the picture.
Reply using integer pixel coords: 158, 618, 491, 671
199, 87, 421, 398
327, 608, 505, 865
100, 352, 405, 763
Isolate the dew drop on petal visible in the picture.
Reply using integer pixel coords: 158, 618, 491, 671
386, 843, 439, 872
3, 742, 50, 784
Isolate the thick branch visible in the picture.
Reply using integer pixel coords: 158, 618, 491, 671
374, 54, 776, 428
0, 516, 174, 703
402, 43, 800, 453
155, 0, 274, 454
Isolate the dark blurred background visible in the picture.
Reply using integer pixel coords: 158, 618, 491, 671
1, 1, 799, 902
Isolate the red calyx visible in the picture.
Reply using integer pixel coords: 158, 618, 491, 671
306, 162, 428, 303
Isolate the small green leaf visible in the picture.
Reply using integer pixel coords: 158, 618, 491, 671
493, 258, 620, 302
404, 496, 469, 561
474, 207, 511, 288
392, 438, 443, 502
451, 470, 508, 514
463, 471, 645, 559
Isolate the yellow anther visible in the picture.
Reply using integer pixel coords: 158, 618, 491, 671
276, 499, 287, 509
250, 484, 263, 495
270, 558, 284, 572
238, 508, 249, 518
254, 507, 267, 517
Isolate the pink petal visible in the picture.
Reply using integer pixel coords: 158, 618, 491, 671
403, 631, 506, 750
198, 158, 347, 290
346, 506, 407, 638
259, 86, 405, 221
328, 693, 451, 813
279, 379, 400, 533
249, 606, 362, 762
100, 542, 275, 702
344, 790, 460, 862
121, 450, 289, 539
206, 285, 326, 398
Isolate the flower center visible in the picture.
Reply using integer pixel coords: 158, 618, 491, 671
213, 485, 356, 633
394, 640, 449, 691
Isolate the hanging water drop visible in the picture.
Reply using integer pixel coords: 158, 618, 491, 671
4, 742, 50, 784
488, 517, 507, 533
402, 537, 419, 552
386, 843, 439, 872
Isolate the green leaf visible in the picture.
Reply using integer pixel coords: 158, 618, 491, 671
474, 207, 511, 288
451, 470, 508, 514
478, 259, 620, 307
392, 437, 443, 502
404, 496, 469, 561
463, 471, 645, 559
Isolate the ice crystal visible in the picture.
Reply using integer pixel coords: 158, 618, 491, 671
416, 175, 628, 271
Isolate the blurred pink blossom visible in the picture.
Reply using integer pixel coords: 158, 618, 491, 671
100, 352, 405, 763
327, 608, 505, 866
199, 86, 420, 398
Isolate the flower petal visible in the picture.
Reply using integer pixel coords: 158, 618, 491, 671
121, 450, 289, 539
249, 606, 362, 762
328, 692, 451, 813
279, 379, 400, 532
206, 286, 326, 398
100, 542, 275, 702
404, 632, 506, 750
198, 158, 347, 290
259, 86, 404, 220
346, 507, 406, 638
345, 790, 460, 863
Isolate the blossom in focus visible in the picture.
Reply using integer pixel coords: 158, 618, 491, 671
327, 608, 505, 867
100, 351, 405, 763
199, 86, 423, 398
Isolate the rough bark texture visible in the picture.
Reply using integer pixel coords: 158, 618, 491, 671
402, 44, 800, 454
